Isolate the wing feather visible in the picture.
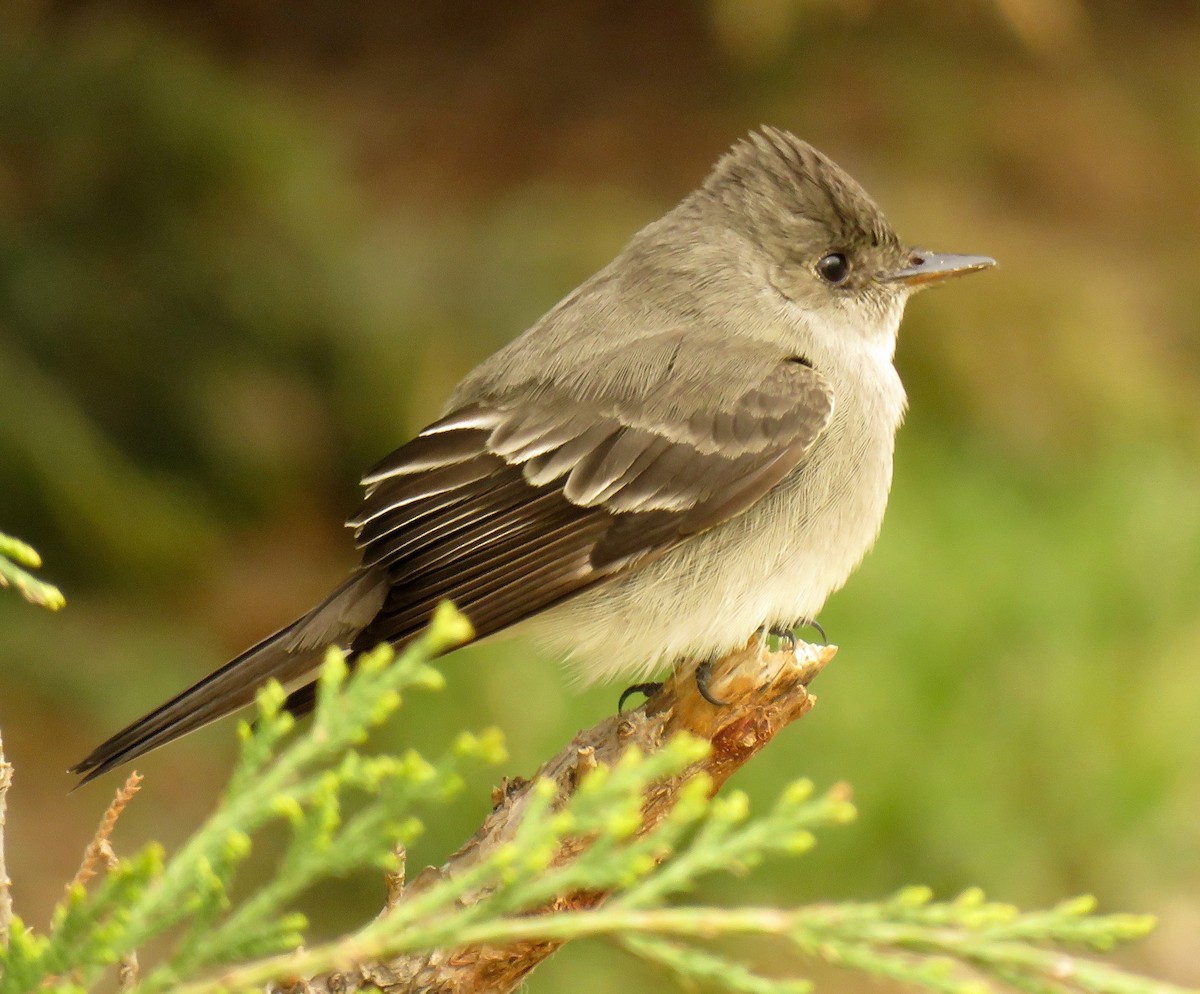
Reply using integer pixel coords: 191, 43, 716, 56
349, 454, 504, 527
345, 353, 834, 654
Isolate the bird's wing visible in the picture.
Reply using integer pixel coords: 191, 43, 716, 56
347, 346, 834, 651
70, 339, 833, 785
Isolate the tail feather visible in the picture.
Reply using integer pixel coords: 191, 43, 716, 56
70, 622, 321, 786
71, 572, 387, 786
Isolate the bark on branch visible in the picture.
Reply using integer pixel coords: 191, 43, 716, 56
293, 636, 836, 994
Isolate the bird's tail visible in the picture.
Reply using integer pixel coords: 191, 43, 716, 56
70, 572, 387, 786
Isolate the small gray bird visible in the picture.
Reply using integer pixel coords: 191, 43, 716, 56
73, 128, 993, 784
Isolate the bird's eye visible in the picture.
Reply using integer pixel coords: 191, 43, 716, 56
816, 252, 851, 285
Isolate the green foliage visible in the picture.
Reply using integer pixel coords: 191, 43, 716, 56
0, 603, 478, 994
0, 531, 64, 611
0, 605, 1189, 994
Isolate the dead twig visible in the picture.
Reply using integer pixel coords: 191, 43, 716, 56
69, 770, 144, 990
70, 771, 143, 891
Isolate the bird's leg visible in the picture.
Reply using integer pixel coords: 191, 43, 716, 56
694, 657, 729, 707
766, 618, 827, 651
767, 625, 797, 653
619, 654, 730, 711
617, 681, 663, 713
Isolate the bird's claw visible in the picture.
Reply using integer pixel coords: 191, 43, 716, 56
694, 658, 729, 707
768, 625, 798, 653
617, 681, 663, 713
767, 618, 827, 651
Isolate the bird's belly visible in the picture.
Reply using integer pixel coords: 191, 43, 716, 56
524, 430, 894, 686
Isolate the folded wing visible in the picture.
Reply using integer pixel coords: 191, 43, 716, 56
349, 353, 834, 651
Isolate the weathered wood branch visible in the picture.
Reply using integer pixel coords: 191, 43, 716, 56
292, 636, 836, 994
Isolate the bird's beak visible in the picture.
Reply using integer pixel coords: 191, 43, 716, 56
887, 251, 996, 289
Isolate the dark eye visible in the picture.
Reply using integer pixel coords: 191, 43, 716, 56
816, 252, 851, 285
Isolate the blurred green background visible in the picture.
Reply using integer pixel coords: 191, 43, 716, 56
1, 0, 1198, 988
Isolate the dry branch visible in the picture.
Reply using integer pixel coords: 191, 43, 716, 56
290, 635, 836, 994
70, 771, 143, 892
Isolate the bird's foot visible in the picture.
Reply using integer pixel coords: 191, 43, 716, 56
618, 656, 733, 712
766, 618, 828, 652
767, 625, 797, 653
617, 681, 663, 713
694, 657, 729, 707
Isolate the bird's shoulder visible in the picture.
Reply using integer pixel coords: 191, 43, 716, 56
453, 317, 833, 429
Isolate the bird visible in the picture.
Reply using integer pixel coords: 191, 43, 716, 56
72, 127, 994, 785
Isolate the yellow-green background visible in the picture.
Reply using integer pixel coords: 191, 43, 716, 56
1, 1, 1197, 988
